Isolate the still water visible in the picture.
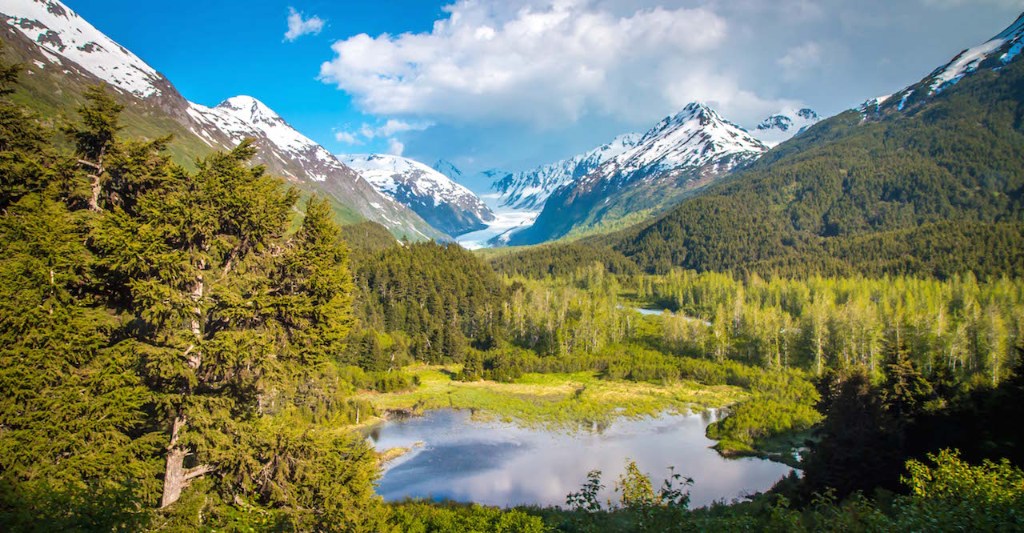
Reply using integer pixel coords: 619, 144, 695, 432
368, 409, 794, 509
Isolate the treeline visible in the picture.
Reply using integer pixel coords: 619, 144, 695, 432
638, 269, 1023, 387
347, 249, 633, 370
489, 242, 639, 278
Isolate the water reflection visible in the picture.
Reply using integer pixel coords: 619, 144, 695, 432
369, 409, 793, 509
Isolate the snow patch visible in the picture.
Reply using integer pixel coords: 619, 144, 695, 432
929, 13, 1024, 94
1, 0, 163, 98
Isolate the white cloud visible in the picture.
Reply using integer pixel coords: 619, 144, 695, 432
284, 7, 324, 42
387, 138, 405, 156
318, 0, 794, 126
334, 130, 361, 144
360, 119, 433, 139
335, 119, 432, 150
777, 42, 823, 80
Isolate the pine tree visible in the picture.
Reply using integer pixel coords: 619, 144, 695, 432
64, 85, 123, 211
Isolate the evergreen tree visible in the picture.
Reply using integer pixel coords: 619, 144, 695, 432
64, 84, 123, 211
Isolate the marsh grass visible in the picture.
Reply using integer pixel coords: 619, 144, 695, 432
357, 364, 747, 430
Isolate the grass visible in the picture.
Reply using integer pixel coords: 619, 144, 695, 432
356, 364, 747, 430
376, 441, 424, 466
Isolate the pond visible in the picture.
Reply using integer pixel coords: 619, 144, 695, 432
367, 409, 794, 509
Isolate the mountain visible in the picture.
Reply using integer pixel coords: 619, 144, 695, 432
431, 159, 464, 182
0, 0, 442, 241
492, 133, 641, 211
868, 11, 1024, 116
341, 154, 494, 236
508, 102, 768, 245
753, 108, 821, 146
606, 12, 1024, 279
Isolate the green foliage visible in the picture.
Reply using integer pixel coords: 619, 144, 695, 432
349, 241, 508, 366
0, 73, 382, 527
341, 220, 400, 255
391, 501, 545, 533
490, 242, 639, 279
897, 449, 1024, 531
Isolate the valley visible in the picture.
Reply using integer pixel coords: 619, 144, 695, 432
1, 1, 1023, 532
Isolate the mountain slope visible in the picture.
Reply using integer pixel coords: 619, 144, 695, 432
509, 103, 768, 245
492, 133, 641, 211
431, 159, 464, 183
341, 154, 494, 236
608, 12, 1024, 279
0, 0, 442, 240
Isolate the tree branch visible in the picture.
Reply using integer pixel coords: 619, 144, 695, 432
183, 464, 214, 481
76, 159, 101, 170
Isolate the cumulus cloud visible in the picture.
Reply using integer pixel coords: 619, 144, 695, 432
334, 130, 361, 145
364, 119, 433, 139
387, 138, 405, 156
284, 7, 324, 42
318, 0, 796, 126
335, 119, 432, 149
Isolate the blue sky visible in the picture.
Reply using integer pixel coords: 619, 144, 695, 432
71, 1, 1023, 187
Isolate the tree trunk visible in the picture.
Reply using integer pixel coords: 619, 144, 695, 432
80, 149, 105, 212
161, 261, 210, 508
88, 173, 101, 211
160, 414, 214, 508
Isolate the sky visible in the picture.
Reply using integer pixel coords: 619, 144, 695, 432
70, 0, 1024, 188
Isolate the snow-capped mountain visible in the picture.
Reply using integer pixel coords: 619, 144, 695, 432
342, 154, 494, 237
926, 13, 1024, 95
3, 0, 165, 98
431, 159, 464, 183
186, 96, 344, 182
492, 133, 642, 211
509, 102, 768, 245
0, 0, 442, 241
870, 12, 1024, 116
753, 108, 821, 147
569, 102, 767, 194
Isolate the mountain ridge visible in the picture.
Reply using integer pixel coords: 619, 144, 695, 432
508, 102, 768, 245
341, 153, 494, 237
0, 0, 444, 240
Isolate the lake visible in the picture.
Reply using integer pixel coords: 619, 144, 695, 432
367, 409, 794, 509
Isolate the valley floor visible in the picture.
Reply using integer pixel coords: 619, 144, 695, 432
355, 364, 746, 429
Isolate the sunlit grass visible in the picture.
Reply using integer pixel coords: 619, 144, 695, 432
356, 364, 747, 430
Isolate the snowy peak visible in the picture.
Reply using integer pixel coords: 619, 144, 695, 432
602, 101, 768, 180
927, 12, 1024, 95
493, 132, 641, 211
753, 108, 821, 146
431, 159, 464, 183
210, 95, 319, 156
875, 11, 1024, 117
342, 154, 494, 236
1, 0, 441, 241
506, 102, 768, 246
1, 0, 164, 98
217, 95, 283, 124
344, 154, 478, 203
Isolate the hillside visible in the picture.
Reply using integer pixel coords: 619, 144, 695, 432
602, 16, 1024, 279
